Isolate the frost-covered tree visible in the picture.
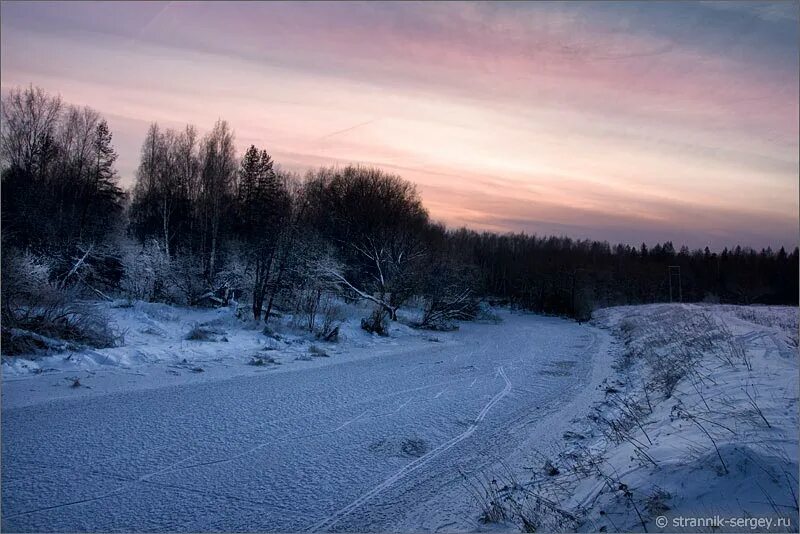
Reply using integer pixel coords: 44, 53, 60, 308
304, 166, 430, 325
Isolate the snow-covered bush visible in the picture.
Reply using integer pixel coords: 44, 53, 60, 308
475, 302, 503, 324
308, 344, 329, 357
418, 289, 480, 331
119, 240, 213, 306
316, 295, 344, 341
169, 253, 208, 306
418, 260, 480, 330
1, 249, 51, 301
289, 286, 344, 340
185, 322, 227, 341
361, 307, 389, 336
291, 286, 323, 332
119, 239, 173, 302
1, 249, 117, 355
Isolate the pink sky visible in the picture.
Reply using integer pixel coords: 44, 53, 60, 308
1, 1, 798, 248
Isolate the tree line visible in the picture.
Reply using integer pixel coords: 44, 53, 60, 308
1, 86, 797, 351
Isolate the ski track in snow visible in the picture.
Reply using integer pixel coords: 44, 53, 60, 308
309, 367, 512, 532
2, 311, 607, 532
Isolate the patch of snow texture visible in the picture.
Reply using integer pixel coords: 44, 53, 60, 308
475, 304, 798, 533
2, 303, 611, 532
2, 303, 796, 532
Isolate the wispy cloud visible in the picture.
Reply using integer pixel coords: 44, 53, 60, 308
318, 119, 379, 141
1, 1, 796, 248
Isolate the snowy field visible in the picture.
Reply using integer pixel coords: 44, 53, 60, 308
2, 303, 610, 532
1, 302, 797, 532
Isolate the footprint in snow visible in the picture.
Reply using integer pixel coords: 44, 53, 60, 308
369, 437, 430, 458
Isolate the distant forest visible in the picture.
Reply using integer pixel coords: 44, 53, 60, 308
2, 86, 797, 350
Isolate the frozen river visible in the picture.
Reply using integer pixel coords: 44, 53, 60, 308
2, 313, 608, 532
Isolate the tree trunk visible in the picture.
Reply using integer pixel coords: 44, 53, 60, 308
261, 248, 280, 323
162, 197, 170, 258
263, 260, 284, 322
252, 287, 263, 321
209, 233, 217, 281
252, 258, 264, 320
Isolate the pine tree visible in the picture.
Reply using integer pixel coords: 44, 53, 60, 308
76, 119, 123, 241
234, 145, 290, 320
92, 120, 122, 205
259, 150, 280, 201
237, 145, 261, 235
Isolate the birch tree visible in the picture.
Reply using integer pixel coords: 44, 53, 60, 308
198, 120, 236, 281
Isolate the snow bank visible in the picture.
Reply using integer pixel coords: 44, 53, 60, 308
1, 299, 449, 407
477, 304, 798, 533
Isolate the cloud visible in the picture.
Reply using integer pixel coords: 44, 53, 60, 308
701, 1, 800, 23
1, 1, 796, 249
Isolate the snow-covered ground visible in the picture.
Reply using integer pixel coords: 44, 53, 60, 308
2, 300, 447, 408
477, 304, 798, 533
2, 302, 797, 533
1, 302, 610, 532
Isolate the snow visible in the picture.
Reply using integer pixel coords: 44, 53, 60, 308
580, 304, 799, 533
2, 304, 611, 532
2, 299, 442, 409
478, 304, 798, 533
2, 303, 796, 532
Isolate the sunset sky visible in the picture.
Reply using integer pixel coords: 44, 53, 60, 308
1, 1, 798, 249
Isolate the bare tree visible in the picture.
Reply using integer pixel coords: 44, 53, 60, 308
1, 86, 123, 252
0, 85, 62, 175
304, 166, 430, 323
198, 120, 236, 281
129, 124, 199, 259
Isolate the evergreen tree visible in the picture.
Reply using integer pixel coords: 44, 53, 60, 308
87, 120, 123, 236
235, 145, 290, 320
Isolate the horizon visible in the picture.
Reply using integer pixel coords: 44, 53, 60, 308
1, 1, 798, 250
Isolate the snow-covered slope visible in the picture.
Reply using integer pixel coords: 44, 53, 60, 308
2, 300, 441, 408
479, 304, 798, 533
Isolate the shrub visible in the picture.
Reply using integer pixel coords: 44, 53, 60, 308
476, 303, 503, 324
185, 323, 226, 341
2, 300, 117, 355
1, 250, 117, 355
290, 286, 321, 332
419, 290, 479, 331
248, 355, 278, 366
361, 307, 389, 336
119, 239, 172, 302
316, 295, 344, 341
309, 344, 329, 357
119, 240, 211, 306
171, 254, 209, 306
